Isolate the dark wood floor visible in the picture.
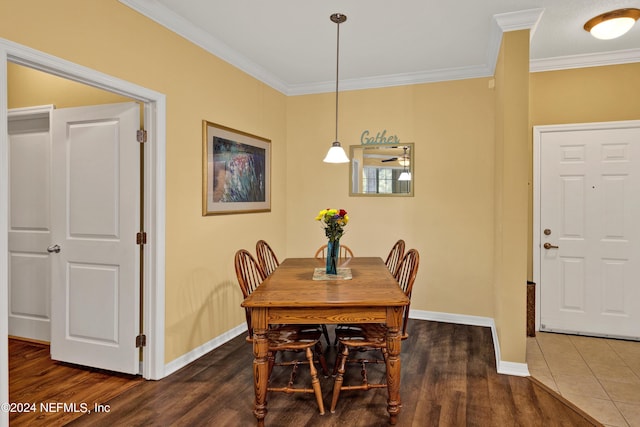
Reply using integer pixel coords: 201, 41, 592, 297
9, 321, 602, 426
8, 338, 142, 426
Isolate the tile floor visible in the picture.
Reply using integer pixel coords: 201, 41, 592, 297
527, 332, 640, 427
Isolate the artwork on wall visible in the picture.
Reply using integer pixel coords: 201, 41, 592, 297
202, 120, 271, 215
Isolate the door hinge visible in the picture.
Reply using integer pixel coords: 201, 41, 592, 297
136, 231, 147, 245
137, 129, 147, 143
136, 334, 147, 348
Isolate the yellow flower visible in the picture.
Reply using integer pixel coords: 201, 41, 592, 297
315, 208, 349, 241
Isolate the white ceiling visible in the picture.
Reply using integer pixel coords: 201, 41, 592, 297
120, 0, 640, 95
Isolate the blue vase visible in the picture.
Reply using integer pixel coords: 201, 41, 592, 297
326, 239, 340, 275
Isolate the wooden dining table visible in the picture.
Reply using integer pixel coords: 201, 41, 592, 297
241, 257, 410, 426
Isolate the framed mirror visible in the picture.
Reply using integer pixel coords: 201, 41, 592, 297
349, 143, 414, 197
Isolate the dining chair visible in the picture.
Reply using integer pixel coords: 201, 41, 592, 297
384, 239, 405, 278
329, 249, 420, 413
255, 239, 279, 277
314, 243, 354, 346
234, 249, 329, 414
332, 240, 403, 346
314, 243, 354, 261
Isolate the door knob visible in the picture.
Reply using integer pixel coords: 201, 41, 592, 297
543, 242, 559, 249
47, 244, 61, 253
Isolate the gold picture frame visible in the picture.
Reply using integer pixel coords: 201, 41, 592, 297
202, 121, 271, 215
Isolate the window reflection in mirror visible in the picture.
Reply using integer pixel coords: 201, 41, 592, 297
349, 143, 414, 197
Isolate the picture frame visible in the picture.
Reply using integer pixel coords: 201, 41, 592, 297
202, 121, 271, 215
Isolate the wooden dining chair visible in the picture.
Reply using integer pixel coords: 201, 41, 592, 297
384, 239, 405, 278
314, 243, 354, 262
255, 239, 279, 277
314, 243, 353, 346
332, 240, 403, 345
330, 249, 420, 413
234, 249, 329, 414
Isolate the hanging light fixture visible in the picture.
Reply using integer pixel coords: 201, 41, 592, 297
584, 8, 640, 40
323, 13, 350, 163
398, 149, 410, 167
398, 146, 412, 181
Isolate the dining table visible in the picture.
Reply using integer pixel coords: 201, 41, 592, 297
241, 256, 410, 426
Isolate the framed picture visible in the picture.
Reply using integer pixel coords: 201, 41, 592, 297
202, 121, 271, 215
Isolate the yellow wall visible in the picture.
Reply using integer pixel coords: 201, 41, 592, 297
531, 63, 640, 126
286, 80, 497, 319
1, 0, 289, 363
3, 1, 639, 368
8, 64, 130, 108
493, 30, 530, 362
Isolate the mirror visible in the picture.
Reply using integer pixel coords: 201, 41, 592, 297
349, 143, 414, 196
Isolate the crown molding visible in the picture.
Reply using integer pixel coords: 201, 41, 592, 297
120, 2, 638, 95
484, 9, 544, 77
494, 8, 544, 37
530, 48, 640, 72
288, 64, 494, 95
119, 0, 289, 94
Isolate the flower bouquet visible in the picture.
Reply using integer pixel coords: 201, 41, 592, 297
315, 208, 349, 274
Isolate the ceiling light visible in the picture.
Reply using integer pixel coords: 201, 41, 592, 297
584, 8, 640, 40
398, 171, 412, 181
323, 13, 350, 164
398, 146, 411, 181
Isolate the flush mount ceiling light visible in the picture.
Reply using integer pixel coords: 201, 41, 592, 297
323, 13, 350, 164
584, 8, 640, 40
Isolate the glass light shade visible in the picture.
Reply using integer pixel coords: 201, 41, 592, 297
323, 143, 350, 163
398, 157, 410, 167
398, 171, 412, 181
590, 17, 636, 39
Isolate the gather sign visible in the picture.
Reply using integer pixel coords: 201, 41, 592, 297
360, 130, 401, 145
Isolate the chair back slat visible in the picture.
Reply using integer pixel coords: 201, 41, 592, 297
234, 249, 266, 340
394, 249, 420, 338
314, 244, 354, 261
256, 240, 280, 276
384, 239, 405, 277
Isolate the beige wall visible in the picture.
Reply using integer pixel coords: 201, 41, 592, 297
286, 80, 498, 319
531, 63, 640, 126
3, 1, 639, 368
493, 30, 530, 362
8, 64, 130, 108
1, 0, 288, 363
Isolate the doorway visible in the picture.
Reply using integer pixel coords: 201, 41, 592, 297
533, 121, 640, 340
0, 37, 167, 426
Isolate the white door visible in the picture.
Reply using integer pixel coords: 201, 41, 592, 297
50, 102, 141, 374
539, 123, 640, 339
8, 106, 53, 342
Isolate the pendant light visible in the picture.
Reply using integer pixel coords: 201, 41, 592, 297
584, 8, 640, 40
398, 146, 412, 181
323, 13, 350, 163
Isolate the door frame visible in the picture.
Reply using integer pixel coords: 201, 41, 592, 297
532, 120, 640, 334
0, 37, 167, 419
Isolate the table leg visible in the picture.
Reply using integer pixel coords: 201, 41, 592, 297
386, 307, 403, 425
252, 308, 269, 426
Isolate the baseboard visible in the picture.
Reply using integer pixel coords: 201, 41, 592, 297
164, 312, 530, 379
164, 324, 246, 377
410, 309, 530, 377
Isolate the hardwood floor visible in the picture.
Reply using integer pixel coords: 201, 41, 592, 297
8, 338, 142, 426
9, 321, 602, 426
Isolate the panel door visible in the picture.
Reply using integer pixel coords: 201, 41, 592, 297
50, 102, 140, 374
8, 107, 53, 342
540, 125, 640, 339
